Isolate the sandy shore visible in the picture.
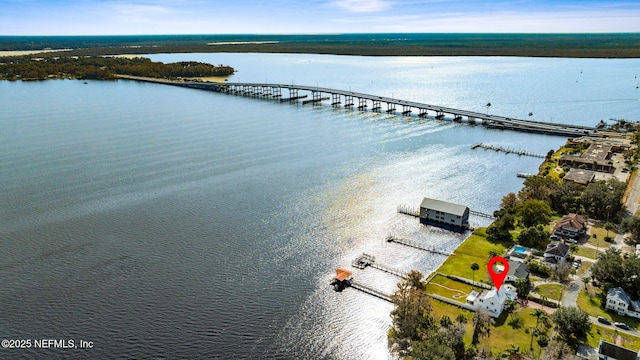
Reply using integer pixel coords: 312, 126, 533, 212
0, 49, 72, 56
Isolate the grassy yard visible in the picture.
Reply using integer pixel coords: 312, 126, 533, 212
436, 229, 509, 283
577, 261, 594, 276
587, 227, 613, 249
573, 246, 603, 260
576, 288, 640, 330
426, 274, 476, 303
587, 324, 640, 351
534, 284, 565, 302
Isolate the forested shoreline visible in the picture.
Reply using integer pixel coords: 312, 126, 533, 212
0, 56, 234, 81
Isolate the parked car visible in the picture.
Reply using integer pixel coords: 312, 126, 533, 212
566, 238, 578, 244
572, 262, 580, 269
575, 258, 582, 263
550, 235, 560, 240
597, 316, 611, 325
614, 322, 631, 330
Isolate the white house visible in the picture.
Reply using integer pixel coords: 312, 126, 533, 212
606, 287, 640, 319
419, 197, 470, 230
466, 287, 517, 318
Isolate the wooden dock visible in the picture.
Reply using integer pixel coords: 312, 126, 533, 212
386, 236, 453, 256
351, 253, 407, 278
397, 204, 419, 217
349, 280, 393, 302
469, 209, 495, 219
471, 143, 545, 158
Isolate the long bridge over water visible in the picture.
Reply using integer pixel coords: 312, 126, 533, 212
120, 75, 601, 137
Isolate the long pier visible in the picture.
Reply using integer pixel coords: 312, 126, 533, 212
386, 236, 453, 256
351, 253, 408, 278
118, 76, 600, 138
349, 280, 393, 302
471, 143, 545, 158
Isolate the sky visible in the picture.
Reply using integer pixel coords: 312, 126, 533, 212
1, 0, 640, 35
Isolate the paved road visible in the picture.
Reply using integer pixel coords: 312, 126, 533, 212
562, 268, 592, 308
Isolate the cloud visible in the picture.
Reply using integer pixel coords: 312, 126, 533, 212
330, 0, 392, 13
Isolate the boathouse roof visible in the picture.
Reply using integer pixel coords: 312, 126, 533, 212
420, 198, 468, 217
334, 268, 352, 282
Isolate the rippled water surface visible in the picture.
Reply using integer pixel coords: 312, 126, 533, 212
1, 54, 639, 359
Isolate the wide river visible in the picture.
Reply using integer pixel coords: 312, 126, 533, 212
1, 53, 639, 359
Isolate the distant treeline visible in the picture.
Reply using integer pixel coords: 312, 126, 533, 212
2, 33, 640, 58
0, 56, 234, 80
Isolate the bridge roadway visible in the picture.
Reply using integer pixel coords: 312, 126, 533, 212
119, 76, 599, 137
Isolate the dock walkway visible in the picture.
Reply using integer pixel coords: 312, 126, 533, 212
471, 143, 545, 158
351, 253, 408, 278
386, 236, 453, 256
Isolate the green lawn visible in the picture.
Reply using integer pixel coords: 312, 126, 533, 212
436, 229, 509, 283
587, 227, 613, 249
587, 324, 640, 351
576, 288, 640, 330
534, 284, 565, 302
573, 246, 603, 260
577, 261, 593, 276
426, 274, 476, 303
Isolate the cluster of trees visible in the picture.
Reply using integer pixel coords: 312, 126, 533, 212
389, 270, 591, 359
516, 176, 626, 222
591, 248, 640, 299
0, 56, 234, 80
388, 271, 493, 360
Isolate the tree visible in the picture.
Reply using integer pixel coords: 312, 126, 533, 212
553, 262, 573, 283
514, 278, 530, 298
580, 179, 626, 221
517, 225, 550, 250
389, 280, 434, 355
472, 310, 494, 345
517, 199, 552, 228
501, 192, 519, 210
530, 309, 551, 350
471, 262, 480, 288
551, 306, 591, 340
591, 248, 625, 288
622, 215, 640, 241
406, 270, 426, 291
540, 341, 576, 360
440, 314, 453, 328
604, 222, 617, 238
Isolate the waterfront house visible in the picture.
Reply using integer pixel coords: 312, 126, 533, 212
553, 213, 587, 239
466, 287, 518, 318
542, 242, 570, 268
597, 339, 640, 360
606, 287, 640, 319
558, 143, 615, 173
419, 198, 470, 230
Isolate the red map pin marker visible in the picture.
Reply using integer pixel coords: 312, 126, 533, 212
487, 256, 509, 291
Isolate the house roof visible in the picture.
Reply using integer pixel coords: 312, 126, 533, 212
334, 268, 352, 281
553, 213, 586, 232
544, 241, 570, 258
607, 287, 632, 305
507, 260, 529, 279
420, 198, 468, 217
563, 169, 595, 185
598, 339, 639, 360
